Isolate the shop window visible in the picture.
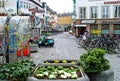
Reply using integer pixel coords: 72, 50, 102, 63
114, 24, 120, 34
101, 24, 110, 34
90, 24, 98, 30
90, 24, 99, 34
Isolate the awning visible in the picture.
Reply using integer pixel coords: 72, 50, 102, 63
75, 24, 86, 27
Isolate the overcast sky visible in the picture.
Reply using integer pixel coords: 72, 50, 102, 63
41, 0, 73, 13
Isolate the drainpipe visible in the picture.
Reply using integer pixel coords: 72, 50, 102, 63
5, 15, 12, 63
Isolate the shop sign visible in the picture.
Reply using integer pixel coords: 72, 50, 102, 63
102, 20, 120, 24
91, 30, 101, 34
104, 1, 120, 4
81, 20, 95, 24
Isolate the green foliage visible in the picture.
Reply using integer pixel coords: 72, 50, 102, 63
80, 48, 110, 74
0, 60, 36, 81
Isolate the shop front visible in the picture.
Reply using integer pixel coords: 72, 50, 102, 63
75, 19, 120, 37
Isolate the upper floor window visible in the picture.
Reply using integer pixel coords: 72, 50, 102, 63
90, 6, 98, 18
114, 5, 120, 18
102, 6, 110, 18
79, 7, 86, 19
18, 1, 23, 8
0, 1, 4, 7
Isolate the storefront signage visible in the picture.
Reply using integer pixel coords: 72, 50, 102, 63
104, 1, 120, 4
102, 20, 120, 24
91, 30, 101, 34
81, 20, 95, 24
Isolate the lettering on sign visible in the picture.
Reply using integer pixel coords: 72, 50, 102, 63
81, 20, 95, 24
104, 1, 120, 4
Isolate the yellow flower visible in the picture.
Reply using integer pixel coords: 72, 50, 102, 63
71, 61, 76, 64
54, 59, 59, 63
62, 60, 67, 63
45, 61, 49, 63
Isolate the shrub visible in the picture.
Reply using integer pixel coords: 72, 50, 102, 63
80, 48, 110, 74
0, 60, 36, 81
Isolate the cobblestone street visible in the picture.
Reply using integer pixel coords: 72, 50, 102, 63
31, 32, 120, 81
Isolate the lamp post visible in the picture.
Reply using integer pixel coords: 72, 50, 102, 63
42, 2, 47, 33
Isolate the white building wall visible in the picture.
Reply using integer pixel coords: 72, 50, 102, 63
76, 0, 120, 19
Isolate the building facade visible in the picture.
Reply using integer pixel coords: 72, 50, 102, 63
57, 13, 73, 31
75, 0, 120, 37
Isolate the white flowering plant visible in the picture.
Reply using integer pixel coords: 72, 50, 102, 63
34, 65, 82, 79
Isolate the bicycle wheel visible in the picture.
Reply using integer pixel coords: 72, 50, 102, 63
86, 41, 95, 51
115, 42, 120, 54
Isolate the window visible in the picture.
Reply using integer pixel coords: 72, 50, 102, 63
0, 1, 4, 7
90, 6, 98, 18
79, 7, 86, 19
113, 24, 120, 34
90, 24, 99, 34
101, 24, 110, 34
102, 6, 110, 18
90, 24, 98, 30
114, 5, 120, 18
18, 1, 23, 8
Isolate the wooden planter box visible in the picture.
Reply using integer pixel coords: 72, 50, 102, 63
27, 63, 90, 81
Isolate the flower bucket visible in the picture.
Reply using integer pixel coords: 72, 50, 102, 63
23, 47, 29, 56
17, 49, 22, 57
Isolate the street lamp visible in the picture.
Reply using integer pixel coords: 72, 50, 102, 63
42, 2, 47, 32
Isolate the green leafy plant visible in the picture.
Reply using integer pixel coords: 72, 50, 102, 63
80, 48, 110, 74
0, 59, 36, 81
35, 65, 81, 79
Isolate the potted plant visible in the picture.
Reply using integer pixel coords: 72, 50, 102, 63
80, 48, 114, 81
0, 59, 36, 81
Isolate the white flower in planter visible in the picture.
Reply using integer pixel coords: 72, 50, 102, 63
71, 73, 78, 79
61, 74, 67, 78
48, 74, 56, 79
64, 72, 71, 77
43, 72, 48, 76
37, 74, 44, 78
58, 70, 64, 74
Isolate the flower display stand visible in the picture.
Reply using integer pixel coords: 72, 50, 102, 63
30, 44, 38, 52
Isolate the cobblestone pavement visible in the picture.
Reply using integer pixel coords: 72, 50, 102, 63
31, 32, 120, 81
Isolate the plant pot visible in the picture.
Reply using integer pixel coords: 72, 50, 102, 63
17, 49, 22, 57
27, 63, 90, 81
87, 69, 114, 81
23, 47, 30, 56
